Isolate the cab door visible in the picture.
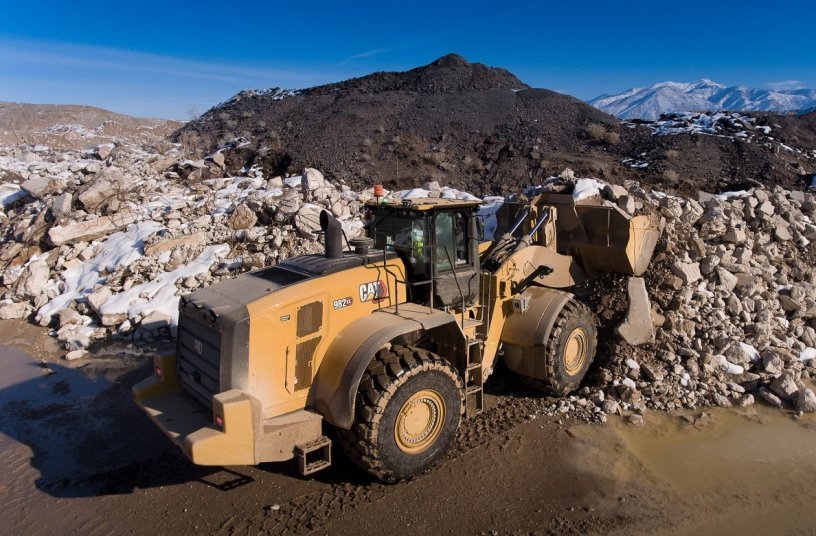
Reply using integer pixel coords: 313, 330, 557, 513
432, 211, 479, 307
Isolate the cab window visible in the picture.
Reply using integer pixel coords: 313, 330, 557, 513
370, 212, 428, 274
434, 212, 467, 271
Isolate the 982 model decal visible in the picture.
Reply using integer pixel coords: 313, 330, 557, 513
333, 297, 353, 310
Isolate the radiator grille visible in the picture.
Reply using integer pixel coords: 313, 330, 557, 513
294, 336, 321, 391
297, 301, 323, 337
177, 314, 221, 409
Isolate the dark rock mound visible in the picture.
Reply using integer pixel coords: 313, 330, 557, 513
304, 53, 527, 96
175, 54, 624, 194
175, 55, 816, 196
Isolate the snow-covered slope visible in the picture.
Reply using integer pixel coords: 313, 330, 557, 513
590, 80, 816, 120
590, 80, 725, 120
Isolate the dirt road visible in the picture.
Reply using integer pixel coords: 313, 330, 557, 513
2, 318, 816, 535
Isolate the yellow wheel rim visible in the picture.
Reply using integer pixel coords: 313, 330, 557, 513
563, 327, 588, 376
395, 389, 446, 454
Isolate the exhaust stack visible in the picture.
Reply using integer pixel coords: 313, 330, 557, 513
319, 210, 343, 259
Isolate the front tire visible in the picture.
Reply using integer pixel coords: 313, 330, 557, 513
336, 345, 462, 482
523, 299, 597, 396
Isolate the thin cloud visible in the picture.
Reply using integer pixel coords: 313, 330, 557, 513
766, 80, 806, 91
344, 48, 388, 61
0, 36, 326, 87
0, 36, 343, 117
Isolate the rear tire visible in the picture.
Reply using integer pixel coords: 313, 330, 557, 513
523, 299, 597, 396
336, 345, 462, 482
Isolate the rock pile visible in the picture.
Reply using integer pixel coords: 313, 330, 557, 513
0, 142, 364, 355
1, 139, 815, 419
541, 177, 816, 421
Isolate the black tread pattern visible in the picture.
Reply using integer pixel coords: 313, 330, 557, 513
336, 345, 462, 482
524, 299, 598, 396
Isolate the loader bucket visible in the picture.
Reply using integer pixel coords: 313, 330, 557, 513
535, 193, 661, 277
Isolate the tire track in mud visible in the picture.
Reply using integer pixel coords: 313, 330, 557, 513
0, 435, 117, 536
220, 384, 567, 535
0, 439, 39, 519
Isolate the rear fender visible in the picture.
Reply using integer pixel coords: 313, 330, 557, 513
311, 309, 461, 429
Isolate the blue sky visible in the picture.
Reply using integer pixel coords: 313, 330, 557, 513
1, 0, 814, 119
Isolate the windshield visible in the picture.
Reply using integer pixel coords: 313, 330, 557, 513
370, 212, 427, 274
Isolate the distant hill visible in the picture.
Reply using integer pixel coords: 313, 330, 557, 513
176, 56, 816, 195
175, 53, 623, 194
590, 80, 816, 120
0, 102, 182, 148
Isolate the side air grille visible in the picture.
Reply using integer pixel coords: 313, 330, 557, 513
294, 336, 322, 391
297, 301, 323, 337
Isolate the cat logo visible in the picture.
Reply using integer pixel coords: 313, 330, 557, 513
359, 280, 388, 303
194, 339, 203, 355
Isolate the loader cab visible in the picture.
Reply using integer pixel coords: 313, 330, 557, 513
366, 198, 482, 308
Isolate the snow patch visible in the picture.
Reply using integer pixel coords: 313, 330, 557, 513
715, 190, 751, 200
738, 342, 761, 363
572, 178, 605, 201
715, 354, 745, 375
392, 187, 480, 201
45, 124, 103, 138
37, 221, 163, 321
205, 175, 266, 215
800, 347, 816, 362
99, 244, 229, 327
622, 157, 649, 169
0, 184, 26, 208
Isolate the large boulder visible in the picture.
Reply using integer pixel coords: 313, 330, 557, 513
52, 192, 73, 217
616, 277, 655, 346
228, 204, 258, 230
149, 154, 180, 173
670, 261, 702, 285
13, 260, 50, 300
95, 143, 114, 160
294, 203, 323, 239
211, 151, 226, 169
78, 166, 127, 212
22, 175, 66, 198
769, 373, 799, 401
301, 168, 326, 200
270, 189, 302, 223
796, 388, 816, 413
48, 210, 137, 245
302, 168, 325, 191
0, 301, 31, 320
145, 231, 208, 256
86, 286, 111, 316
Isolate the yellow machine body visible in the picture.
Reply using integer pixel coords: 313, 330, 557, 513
134, 195, 661, 471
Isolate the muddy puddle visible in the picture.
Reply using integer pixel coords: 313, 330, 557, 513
0, 342, 172, 495
566, 407, 816, 535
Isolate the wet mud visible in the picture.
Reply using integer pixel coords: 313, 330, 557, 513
2, 319, 816, 535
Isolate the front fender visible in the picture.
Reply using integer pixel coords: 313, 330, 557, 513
500, 286, 573, 379
311, 308, 456, 428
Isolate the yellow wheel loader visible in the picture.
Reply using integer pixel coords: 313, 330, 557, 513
133, 190, 661, 482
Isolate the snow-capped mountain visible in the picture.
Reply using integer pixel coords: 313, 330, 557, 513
590, 80, 816, 120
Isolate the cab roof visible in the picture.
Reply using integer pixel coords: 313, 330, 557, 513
365, 197, 483, 211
